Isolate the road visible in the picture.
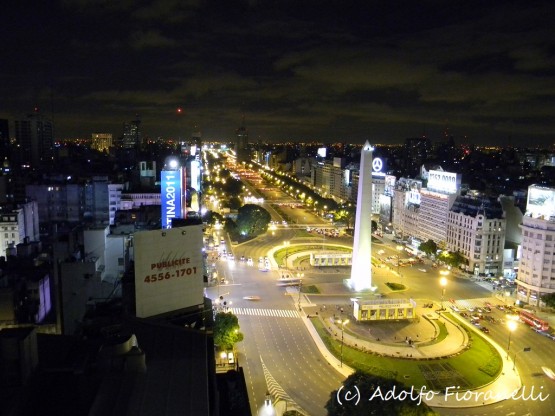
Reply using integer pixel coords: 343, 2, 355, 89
207, 253, 344, 416
208, 159, 555, 416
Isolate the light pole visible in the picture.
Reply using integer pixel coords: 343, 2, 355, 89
506, 320, 517, 359
439, 277, 448, 311
338, 319, 349, 367
283, 241, 290, 269
297, 277, 303, 311
395, 245, 403, 276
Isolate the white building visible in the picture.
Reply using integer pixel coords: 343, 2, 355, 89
516, 185, 555, 306
447, 195, 506, 275
0, 201, 40, 248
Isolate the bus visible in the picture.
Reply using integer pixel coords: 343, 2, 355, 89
519, 310, 549, 331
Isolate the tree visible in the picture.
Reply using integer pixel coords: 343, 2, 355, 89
236, 204, 271, 237
326, 371, 437, 416
438, 250, 467, 268
541, 293, 555, 308
202, 210, 224, 225
418, 239, 438, 257
214, 312, 244, 349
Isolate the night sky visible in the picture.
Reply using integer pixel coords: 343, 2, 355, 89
2, 0, 555, 146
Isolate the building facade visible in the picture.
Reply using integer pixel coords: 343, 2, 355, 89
516, 185, 555, 306
447, 195, 506, 275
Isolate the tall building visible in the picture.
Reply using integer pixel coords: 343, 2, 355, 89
235, 117, 249, 163
417, 170, 461, 246
91, 133, 113, 152
516, 185, 555, 306
447, 195, 506, 275
122, 115, 141, 149
0, 119, 9, 161
404, 137, 431, 177
14, 109, 54, 168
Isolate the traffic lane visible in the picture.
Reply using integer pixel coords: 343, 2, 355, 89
252, 313, 344, 415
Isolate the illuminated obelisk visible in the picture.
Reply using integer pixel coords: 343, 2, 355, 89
348, 141, 373, 291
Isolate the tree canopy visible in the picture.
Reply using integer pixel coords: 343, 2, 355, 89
541, 293, 555, 308
326, 371, 437, 416
236, 204, 271, 237
214, 312, 244, 350
418, 239, 438, 257
437, 250, 467, 268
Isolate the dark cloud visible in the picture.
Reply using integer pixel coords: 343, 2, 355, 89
1, 0, 555, 145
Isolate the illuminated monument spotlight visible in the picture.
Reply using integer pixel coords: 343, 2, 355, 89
161, 157, 186, 229
348, 141, 374, 291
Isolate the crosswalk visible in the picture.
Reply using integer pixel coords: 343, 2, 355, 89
229, 307, 300, 318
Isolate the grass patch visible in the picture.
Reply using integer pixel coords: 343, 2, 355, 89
417, 320, 448, 346
310, 315, 502, 390
302, 285, 320, 294
385, 282, 406, 291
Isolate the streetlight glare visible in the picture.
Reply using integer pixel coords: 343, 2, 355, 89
507, 320, 518, 331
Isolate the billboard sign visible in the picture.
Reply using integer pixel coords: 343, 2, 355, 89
384, 175, 396, 197
134, 225, 204, 318
371, 157, 387, 177
161, 169, 182, 228
427, 170, 460, 194
527, 185, 555, 218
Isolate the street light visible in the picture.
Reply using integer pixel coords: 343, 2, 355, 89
297, 277, 303, 311
283, 241, 290, 269
338, 319, 349, 367
439, 277, 448, 311
395, 245, 403, 276
507, 320, 517, 359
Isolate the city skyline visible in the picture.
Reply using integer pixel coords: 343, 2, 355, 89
2, 1, 555, 146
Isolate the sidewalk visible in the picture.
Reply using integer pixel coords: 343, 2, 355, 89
297, 294, 522, 409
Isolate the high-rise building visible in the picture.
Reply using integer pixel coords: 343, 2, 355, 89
404, 137, 431, 177
14, 109, 54, 168
91, 133, 113, 152
235, 117, 249, 163
0, 119, 9, 161
516, 185, 555, 306
122, 115, 141, 149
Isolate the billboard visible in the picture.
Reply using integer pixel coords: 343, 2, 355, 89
317, 147, 327, 158
427, 170, 461, 194
134, 225, 204, 318
384, 175, 396, 197
527, 185, 555, 218
371, 157, 387, 177
161, 169, 183, 228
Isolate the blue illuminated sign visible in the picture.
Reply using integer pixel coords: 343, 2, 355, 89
161, 169, 182, 228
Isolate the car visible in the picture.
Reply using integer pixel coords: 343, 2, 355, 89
240, 255, 246, 262
227, 254, 234, 261
418, 268, 427, 273
247, 257, 253, 266
243, 295, 261, 301
480, 326, 490, 333
460, 312, 469, 318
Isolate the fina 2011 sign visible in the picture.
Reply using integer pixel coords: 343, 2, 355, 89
161, 169, 182, 229
134, 225, 204, 318
427, 170, 461, 194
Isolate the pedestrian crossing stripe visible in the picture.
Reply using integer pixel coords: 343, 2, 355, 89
229, 307, 300, 318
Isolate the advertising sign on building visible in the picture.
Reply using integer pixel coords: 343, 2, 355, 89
427, 170, 461, 194
161, 169, 182, 229
134, 225, 204, 318
371, 157, 387, 177
527, 185, 555, 218
384, 175, 396, 197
